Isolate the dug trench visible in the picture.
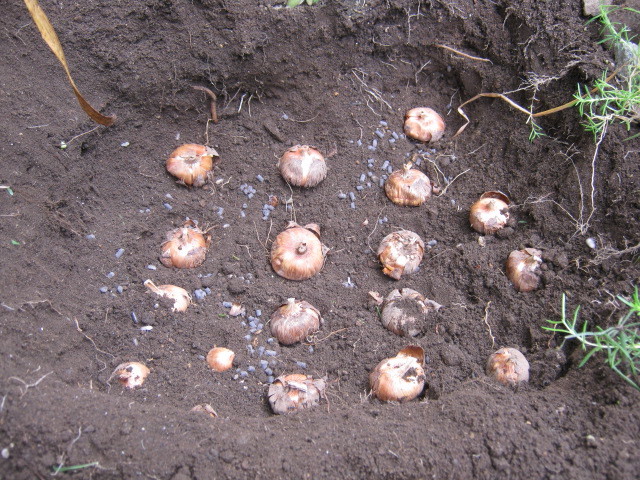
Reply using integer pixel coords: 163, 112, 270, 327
0, 0, 639, 478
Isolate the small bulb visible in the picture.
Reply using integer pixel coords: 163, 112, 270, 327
469, 191, 510, 234
506, 248, 543, 292
144, 279, 191, 312
377, 230, 425, 280
486, 347, 529, 385
270, 298, 322, 345
278, 145, 327, 187
160, 220, 211, 269
370, 346, 426, 402
166, 144, 219, 187
403, 108, 445, 143
268, 374, 326, 415
270, 222, 327, 280
381, 288, 442, 337
206, 347, 235, 372
385, 163, 432, 206
109, 362, 150, 389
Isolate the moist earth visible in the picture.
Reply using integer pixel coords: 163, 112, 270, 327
1, 0, 639, 479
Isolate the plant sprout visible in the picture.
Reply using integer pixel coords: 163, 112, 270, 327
286, 0, 319, 7
543, 287, 640, 391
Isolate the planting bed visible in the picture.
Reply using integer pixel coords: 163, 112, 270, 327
1, 0, 639, 478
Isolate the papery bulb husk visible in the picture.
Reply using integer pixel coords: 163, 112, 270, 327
403, 107, 446, 143
385, 163, 432, 206
506, 248, 543, 292
144, 279, 191, 312
278, 145, 327, 187
271, 298, 322, 345
110, 362, 150, 389
206, 347, 235, 372
166, 144, 219, 187
370, 346, 426, 402
377, 230, 425, 280
270, 222, 326, 280
470, 191, 511, 234
160, 220, 211, 269
486, 347, 530, 385
268, 373, 326, 415
381, 288, 442, 337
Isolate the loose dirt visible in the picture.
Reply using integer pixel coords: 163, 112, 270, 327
1, 1, 639, 478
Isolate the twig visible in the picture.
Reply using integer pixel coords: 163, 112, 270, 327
436, 44, 492, 63
483, 301, 495, 348
192, 85, 218, 123
285, 113, 320, 123
366, 207, 386, 253
52, 427, 84, 476
305, 328, 348, 345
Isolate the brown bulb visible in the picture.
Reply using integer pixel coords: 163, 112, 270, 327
160, 220, 211, 269
109, 362, 150, 389
470, 191, 511, 234
370, 346, 426, 402
506, 248, 543, 292
271, 298, 322, 345
166, 144, 218, 187
486, 347, 530, 385
377, 230, 425, 280
270, 222, 326, 280
403, 108, 445, 143
278, 145, 327, 187
381, 288, 442, 337
143, 279, 191, 312
268, 374, 326, 415
385, 163, 432, 206
206, 347, 235, 372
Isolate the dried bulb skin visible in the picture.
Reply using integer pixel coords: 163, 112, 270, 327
166, 144, 218, 187
110, 362, 150, 389
470, 191, 511, 234
270, 222, 326, 280
370, 346, 425, 402
278, 145, 327, 187
377, 230, 425, 280
268, 374, 326, 415
506, 248, 543, 292
385, 163, 432, 206
381, 288, 442, 337
403, 108, 446, 143
486, 347, 530, 385
206, 347, 235, 372
271, 298, 322, 345
160, 220, 211, 269
144, 279, 191, 312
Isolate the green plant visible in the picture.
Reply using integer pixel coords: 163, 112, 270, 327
286, 0, 319, 7
573, 5, 640, 141
543, 287, 640, 391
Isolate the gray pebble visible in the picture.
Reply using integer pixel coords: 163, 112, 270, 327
295, 361, 307, 369
348, 192, 356, 201
265, 368, 273, 376
85, 234, 96, 240
247, 366, 256, 372
146, 264, 157, 270
257, 346, 265, 356
106, 272, 115, 278
240, 371, 248, 377
379, 120, 388, 127
99, 286, 109, 293
193, 289, 207, 301
116, 285, 124, 294
267, 337, 275, 344
372, 139, 378, 148
359, 173, 366, 182
256, 174, 264, 182
259, 359, 269, 369
222, 301, 233, 308
375, 130, 384, 139
255, 309, 262, 317
308, 346, 314, 353
381, 160, 389, 170
356, 185, 363, 191
391, 131, 399, 140
338, 193, 347, 199
350, 202, 356, 209
115, 249, 125, 259
131, 312, 138, 324
267, 375, 274, 383
244, 334, 252, 341
163, 203, 173, 211
265, 349, 277, 357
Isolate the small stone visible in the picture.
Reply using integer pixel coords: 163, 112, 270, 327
99, 286, 109, 294
115, 248, 125, 258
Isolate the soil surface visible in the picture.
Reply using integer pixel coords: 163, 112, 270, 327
1, 0, 639, 478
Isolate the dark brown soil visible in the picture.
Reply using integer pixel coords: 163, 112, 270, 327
1, 0, 639, 478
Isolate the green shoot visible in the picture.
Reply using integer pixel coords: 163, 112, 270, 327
527, 117, 546, 142
52, 462, 100, 474
543, 288, 640, 391
286, 0, 319, 7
